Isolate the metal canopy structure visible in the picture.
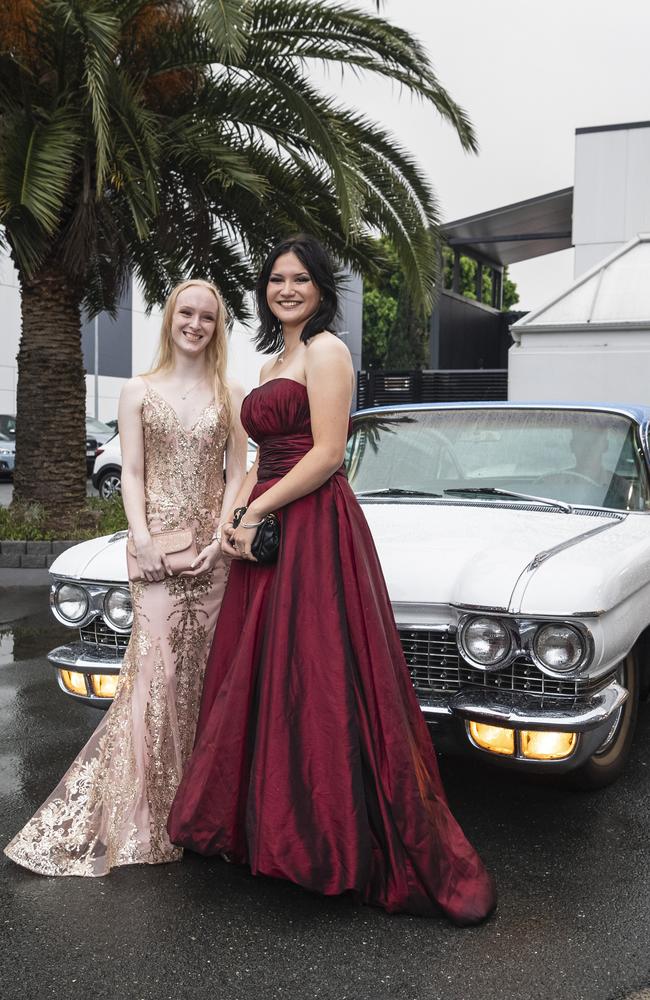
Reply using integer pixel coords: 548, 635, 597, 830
442, 187, 574, 267
511, 233, 650, 334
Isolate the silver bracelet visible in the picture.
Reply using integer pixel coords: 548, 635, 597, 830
241, 519, 265, 529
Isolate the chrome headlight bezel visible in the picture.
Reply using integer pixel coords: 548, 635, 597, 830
454, 610, 594, 679
49, 577, 132, 633
103, 587, 134, 633
51, 582, 90, 624
458, 615, 517, 671
530, 622, 590, 677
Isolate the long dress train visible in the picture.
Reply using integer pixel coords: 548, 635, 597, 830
167, 378, 496, 923
5, 385, 229, 876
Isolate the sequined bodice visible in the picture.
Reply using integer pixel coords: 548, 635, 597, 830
141, 385, 228, 542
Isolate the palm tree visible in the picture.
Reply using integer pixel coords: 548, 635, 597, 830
0, 0, 476, 525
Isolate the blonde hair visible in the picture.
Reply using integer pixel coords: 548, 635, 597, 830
147, 279, 231, 428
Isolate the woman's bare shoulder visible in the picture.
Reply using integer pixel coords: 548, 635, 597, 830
120, 375, 148, 406
228, 379, 247, 406
258, 357, 276, 383
305, 332, 353, 369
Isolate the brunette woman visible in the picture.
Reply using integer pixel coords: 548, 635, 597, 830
5, 280, 247, 876
168, 239, 496, 924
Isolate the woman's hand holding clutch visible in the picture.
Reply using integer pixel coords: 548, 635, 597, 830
132, 533, 173, 582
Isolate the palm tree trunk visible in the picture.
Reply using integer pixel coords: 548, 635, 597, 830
13, 262, 87, 516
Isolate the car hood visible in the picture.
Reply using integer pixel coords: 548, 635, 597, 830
359, 500, 632, 614
50, 502, 650, 618
50, 533, 128, 583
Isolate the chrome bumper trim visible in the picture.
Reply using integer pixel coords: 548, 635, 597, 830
47, 641, 122, 674
420, 678, 627, 732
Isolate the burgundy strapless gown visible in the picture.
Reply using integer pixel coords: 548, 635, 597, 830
167, 378, 496, 923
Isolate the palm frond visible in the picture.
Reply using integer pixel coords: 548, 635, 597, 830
0, 107, 79, 234
164, 114, 269, 198
238, 62, 366, 233
247, 0, 477, 152
196, 0, 252, 63
51, 0, 120, 192
107, 70, 160, 229
2, 0, 476, 316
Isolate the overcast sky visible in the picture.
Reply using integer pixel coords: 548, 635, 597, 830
318, 0, 650, 309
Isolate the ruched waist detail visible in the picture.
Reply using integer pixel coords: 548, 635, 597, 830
257, 433, 347, 481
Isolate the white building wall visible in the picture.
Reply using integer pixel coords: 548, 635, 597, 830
0, 253, 21, 416
573, 123, 650, 276
509, 327, 650, 407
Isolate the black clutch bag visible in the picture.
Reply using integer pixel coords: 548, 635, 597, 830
232, 506, 281, 564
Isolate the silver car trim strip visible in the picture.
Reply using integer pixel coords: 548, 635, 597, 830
419, 678, 627, 732
48, 641, 123, 673
508, 516, 625, 614
452, 603, 602, 619
527, 516, 625, 572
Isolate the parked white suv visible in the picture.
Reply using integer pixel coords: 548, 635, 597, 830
92, 434, 122, 500
92, 434, 258, 500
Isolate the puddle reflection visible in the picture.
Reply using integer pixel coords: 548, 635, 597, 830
0, 609, 70, 665
0, 632, 13, 664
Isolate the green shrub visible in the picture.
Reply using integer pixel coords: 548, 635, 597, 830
0, 498, 128, 540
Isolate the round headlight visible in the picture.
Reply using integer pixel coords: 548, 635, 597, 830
103, 588, 133, 631
460, 617, 512, 668
533, 624, 584, 673
55, 583, 89, 623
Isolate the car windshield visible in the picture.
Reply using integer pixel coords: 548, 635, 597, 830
346, 408, 650, 512
86, 416, 113, 434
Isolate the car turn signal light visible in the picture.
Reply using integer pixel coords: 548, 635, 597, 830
468, 721, 515, 755
90, 673, 120, 698
520, 730, 576, 760
59, 669, 87, 697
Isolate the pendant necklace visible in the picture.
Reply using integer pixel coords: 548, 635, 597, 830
180, 375, 207, 400
278, 340, 299, 365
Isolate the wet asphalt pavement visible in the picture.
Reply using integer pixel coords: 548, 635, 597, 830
1, 586, 650, 1000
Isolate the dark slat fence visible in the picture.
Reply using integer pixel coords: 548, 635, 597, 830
356, 369, 508, 410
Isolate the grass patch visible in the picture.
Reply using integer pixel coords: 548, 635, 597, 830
0, 498, 128, 540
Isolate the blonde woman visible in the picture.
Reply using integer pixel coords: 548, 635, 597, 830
5, 280, 247, 877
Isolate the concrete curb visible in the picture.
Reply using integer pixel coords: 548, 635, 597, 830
0, 539, 81, 569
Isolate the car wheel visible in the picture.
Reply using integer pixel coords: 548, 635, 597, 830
568, 651, 639, 790
98, 470, 122, 500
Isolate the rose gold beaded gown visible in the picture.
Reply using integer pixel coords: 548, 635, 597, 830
4, 385, 229, 876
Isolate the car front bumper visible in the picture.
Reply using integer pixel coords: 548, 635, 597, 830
49, 639, 627, 771
420, 677, 628, 770
48, 641, 122, 708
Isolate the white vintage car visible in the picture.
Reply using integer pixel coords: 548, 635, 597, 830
48, 403, 650, 788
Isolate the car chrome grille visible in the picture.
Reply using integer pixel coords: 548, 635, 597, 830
80, 618, 129, 651
398, 627, 590, 699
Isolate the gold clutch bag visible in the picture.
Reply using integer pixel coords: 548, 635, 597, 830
126, 527, 200, 582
